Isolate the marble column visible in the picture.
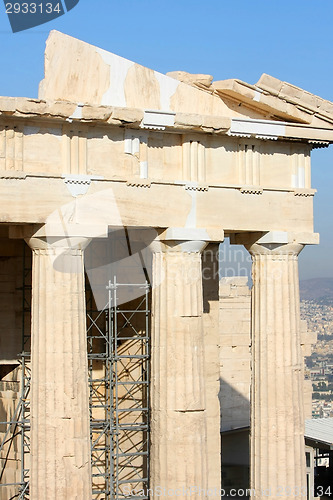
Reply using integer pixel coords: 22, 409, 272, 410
247, 241, 306, 500
150, 240, 208, 496
26, 236, 92, 500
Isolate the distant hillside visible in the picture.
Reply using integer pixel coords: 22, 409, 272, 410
300, 278, 333, 304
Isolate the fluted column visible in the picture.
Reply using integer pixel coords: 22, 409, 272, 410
248, 241, 306, 500
150, 240, 208, 496
26, 235, 92, 500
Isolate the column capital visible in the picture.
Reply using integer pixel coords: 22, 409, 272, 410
25, 235, 90, 253
150, 239, 208, 254
8, 223, 91, 253
22, 225, 91, 274
148, 226, 223, 254
247, 241, 304, 257
230, 230, 319, 249
9, 223, 108, 250
158, 226, 224, 243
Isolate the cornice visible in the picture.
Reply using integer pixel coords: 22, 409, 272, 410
0, 97, 332, 144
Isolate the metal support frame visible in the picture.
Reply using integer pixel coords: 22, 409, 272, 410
20, 242, 31, 497
87, 277, 150, 499
0, 241, 31, 499
87, 282, 112, 498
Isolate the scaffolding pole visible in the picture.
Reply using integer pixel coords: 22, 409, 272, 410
0, 241, 31, 499
87, 278, 150, 499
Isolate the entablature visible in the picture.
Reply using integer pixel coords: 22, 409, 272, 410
0, 101, 329, 193
0, 173, 316, 235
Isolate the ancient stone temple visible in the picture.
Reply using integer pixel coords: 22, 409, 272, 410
0, 30, 331, 499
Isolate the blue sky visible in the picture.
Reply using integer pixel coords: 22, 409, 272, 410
0, 0, 332, 279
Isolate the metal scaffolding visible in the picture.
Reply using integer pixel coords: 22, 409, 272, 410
20, 243, 31, 497
0, 242, 31, 499
87, 278, 151, 499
